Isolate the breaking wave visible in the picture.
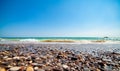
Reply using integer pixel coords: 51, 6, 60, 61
19, 39, 39, 42
0, 38, 6, 41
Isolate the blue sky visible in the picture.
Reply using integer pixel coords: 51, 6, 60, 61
0, 0, 120, 37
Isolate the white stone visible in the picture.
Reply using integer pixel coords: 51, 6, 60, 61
62, 64, 68, 69
34, 67, 38, 70
10, 67, 21, 71
13, 56, 20, 60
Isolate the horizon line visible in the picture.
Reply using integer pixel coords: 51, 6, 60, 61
0, 36, 120, 38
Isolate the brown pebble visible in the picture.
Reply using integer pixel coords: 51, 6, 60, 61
0, 67, 6, 71
26, 66, 34, 71
96, 68, 101, 71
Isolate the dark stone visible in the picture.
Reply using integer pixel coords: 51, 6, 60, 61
0, 62, 9, 66
52, 68, 62, 71
16, 59, 20, 62
63, 68, 69, 71
98, 62, 104, 68
60, 47, 63, 49
26, 58, 31, 61
56, 55, 63, 59
71, 57, 77, 61
31, 56, 36, 62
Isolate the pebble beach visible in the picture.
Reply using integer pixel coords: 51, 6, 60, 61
0, 42, 120, 71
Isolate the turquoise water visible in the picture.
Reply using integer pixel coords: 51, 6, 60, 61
0, 37, 120, 41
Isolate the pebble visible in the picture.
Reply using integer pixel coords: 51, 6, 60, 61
52, 68, 62, 71
0, 62, 9, 66
96, 68, 101, 71
9, 67, 21, 71
83, 67, 90, 71
71, 57, 78, 61
26, 66, 34, 71
3, 56, 8, 59
0, 44, 120, 71
0, 67, 6, 71
37, 69, 45, 71
6, 58, 12, 61
34, 66, 38, 70
13, 56, 20, 60
103, 58, 112, 62
62, 64, 69, 69
44, 66, 52, 70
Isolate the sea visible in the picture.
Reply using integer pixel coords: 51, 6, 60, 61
0, 37, 120, 42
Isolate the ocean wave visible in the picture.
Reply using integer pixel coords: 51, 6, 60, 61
0, 38, 7, 41
19, 39, 39, 42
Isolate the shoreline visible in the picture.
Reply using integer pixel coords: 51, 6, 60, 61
0, 40, 120, 44
0, 37, 120, 44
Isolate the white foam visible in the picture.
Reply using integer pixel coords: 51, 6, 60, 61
19, 39, 39, 42
0, 38, 6, 41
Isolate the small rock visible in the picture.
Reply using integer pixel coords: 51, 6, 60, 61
0, 67, 6, 71
71, 57, 78, 61
6, 58, 12, 60
32, 63, 38, 66
26, 66, 34, 71
96, 68, 101, 71
3, 56, 8, 59
7, 65, 13, 68
62, 65, 69, 69
37, 69, 45, 71
44, 66, 52, 70
103, 58, 112, 62
0, 62, 9, 66
10, 67, 21, 71
52, 68, 62, 71
13, 56, 20, 60
56, 55, 63, 59
29, 61, 33, 63
71, 67, 75, 70
83, 67, 90, 71
34, 66, 38, 70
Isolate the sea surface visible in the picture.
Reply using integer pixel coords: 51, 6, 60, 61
0, 37, 120, 42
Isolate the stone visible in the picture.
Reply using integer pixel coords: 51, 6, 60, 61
0, 67, 6, 71
9, 67, 21, 71
0, 62, 9, 66
52, 68, 62, 71
71, 57, 78, 61
7, 65, 13, 68
26, 66, 34, 71
13, 56, 20, 60
6, 58, 12, 61
62, 65, 69, 69
34, 66, 38, 70
83, 67, 90, 71
3, 56, 8, 59
29, 61, 33, 63
37, 69, 45, 71
56, 55, 63, 59
102, 58, 112, 62
96, 68, 101, 71
32, 63, 38, 66
44, 66, 52, 70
